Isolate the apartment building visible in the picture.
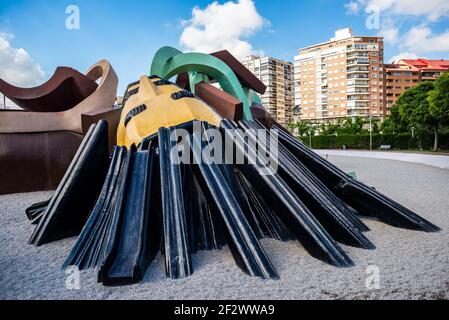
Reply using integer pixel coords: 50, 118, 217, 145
294, 28, 384, 123
384, 59, 449, 114
241, 55, 294, 126
0, 94, 19, 110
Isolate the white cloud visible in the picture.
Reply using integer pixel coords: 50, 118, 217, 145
345, 1, 361, 15
389, 52, 419, 63
379, 25, 399, 44
0, 32, 44, 87
402, 26, 449, 53
345, 0, 449, 60
179, 0, 268, 60
350, 0, 449, 21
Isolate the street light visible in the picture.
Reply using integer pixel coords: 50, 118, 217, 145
369, 112, 372, 151
309, 127, 312, 148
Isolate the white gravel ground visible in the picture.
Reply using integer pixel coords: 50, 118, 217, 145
0, 156, 448, 300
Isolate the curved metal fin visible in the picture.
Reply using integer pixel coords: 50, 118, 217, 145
29, 120, 110, 246
239, 120, 374, 249
274, 123, 440, 233
159, 127, 193, 279
188, 128, 279, 279
220, 119, 354, 268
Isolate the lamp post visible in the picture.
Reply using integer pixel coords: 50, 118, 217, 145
309, 128, 312, 148
2, 93, 5, 109
369, 113, 373, 151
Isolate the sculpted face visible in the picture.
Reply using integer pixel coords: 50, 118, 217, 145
117, 75, 221, 148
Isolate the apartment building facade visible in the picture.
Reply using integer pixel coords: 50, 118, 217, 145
241, 55, 294, 126
384, 59, 449, 114
294, 28, 384, 123
0, 94, 19, 110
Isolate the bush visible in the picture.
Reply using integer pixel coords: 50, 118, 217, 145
298, 133, 449, 150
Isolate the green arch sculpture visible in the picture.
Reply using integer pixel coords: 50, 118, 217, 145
150, 46, 253, 120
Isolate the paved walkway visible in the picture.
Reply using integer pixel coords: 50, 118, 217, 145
315, 150, 449, 170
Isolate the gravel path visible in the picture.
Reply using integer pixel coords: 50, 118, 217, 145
1, 156, 448, 300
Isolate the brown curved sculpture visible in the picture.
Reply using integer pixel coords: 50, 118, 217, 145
175, 50, 266, 122
0, 67, 98, 112
211, 50, 266, 94
176, 50, 267, 95
195, 82, 243, 121
0, 60, 119, 195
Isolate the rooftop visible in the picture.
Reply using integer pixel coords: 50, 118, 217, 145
398, 59, 449, 71
296, 28, 382, 54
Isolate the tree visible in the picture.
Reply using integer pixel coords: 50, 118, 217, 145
395, 82, 441, 151
381, 105, 408, 134
428, 72, 449, 150
370, 118, 381, 134
336, 117, 367, 135
320, 120, 341, 135
289, 120, 315, 137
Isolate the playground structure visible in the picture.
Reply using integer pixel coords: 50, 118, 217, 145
0, 60, 120, 194
2, 46, 439, 286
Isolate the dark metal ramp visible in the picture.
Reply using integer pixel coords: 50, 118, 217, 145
29, 120, 440, 286
28, 120, 110, 246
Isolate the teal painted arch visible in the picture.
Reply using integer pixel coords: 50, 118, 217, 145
150, 46, 253, 120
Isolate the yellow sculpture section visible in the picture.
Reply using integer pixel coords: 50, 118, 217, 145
117, 75, 222, 148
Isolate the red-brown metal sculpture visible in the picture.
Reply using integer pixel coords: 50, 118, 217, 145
0, 67, 98, 112
0, 60, 119, 195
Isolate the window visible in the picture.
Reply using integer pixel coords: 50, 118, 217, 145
372, 73, 378, 78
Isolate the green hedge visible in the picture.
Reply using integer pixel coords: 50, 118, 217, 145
298, 133, 449, 150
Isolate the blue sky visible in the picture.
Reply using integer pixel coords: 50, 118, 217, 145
1, 0, 448, 94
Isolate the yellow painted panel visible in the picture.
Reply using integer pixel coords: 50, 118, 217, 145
117, 76, 222, 148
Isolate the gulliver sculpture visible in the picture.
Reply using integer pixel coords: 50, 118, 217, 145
25, 48, 440, 286
0, 60, 120, 194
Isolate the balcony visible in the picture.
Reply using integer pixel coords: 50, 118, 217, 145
347, 59, 369, 66
347, 80, 369, 87
347, 109, 370, 116
347, 100, 369, 108
347, 88, 369, 94
347, 53, 370, 59
422, 74, 440, 81
347, 67, 369, 73
347, 96, 370, 101
347, 74, 369, 80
